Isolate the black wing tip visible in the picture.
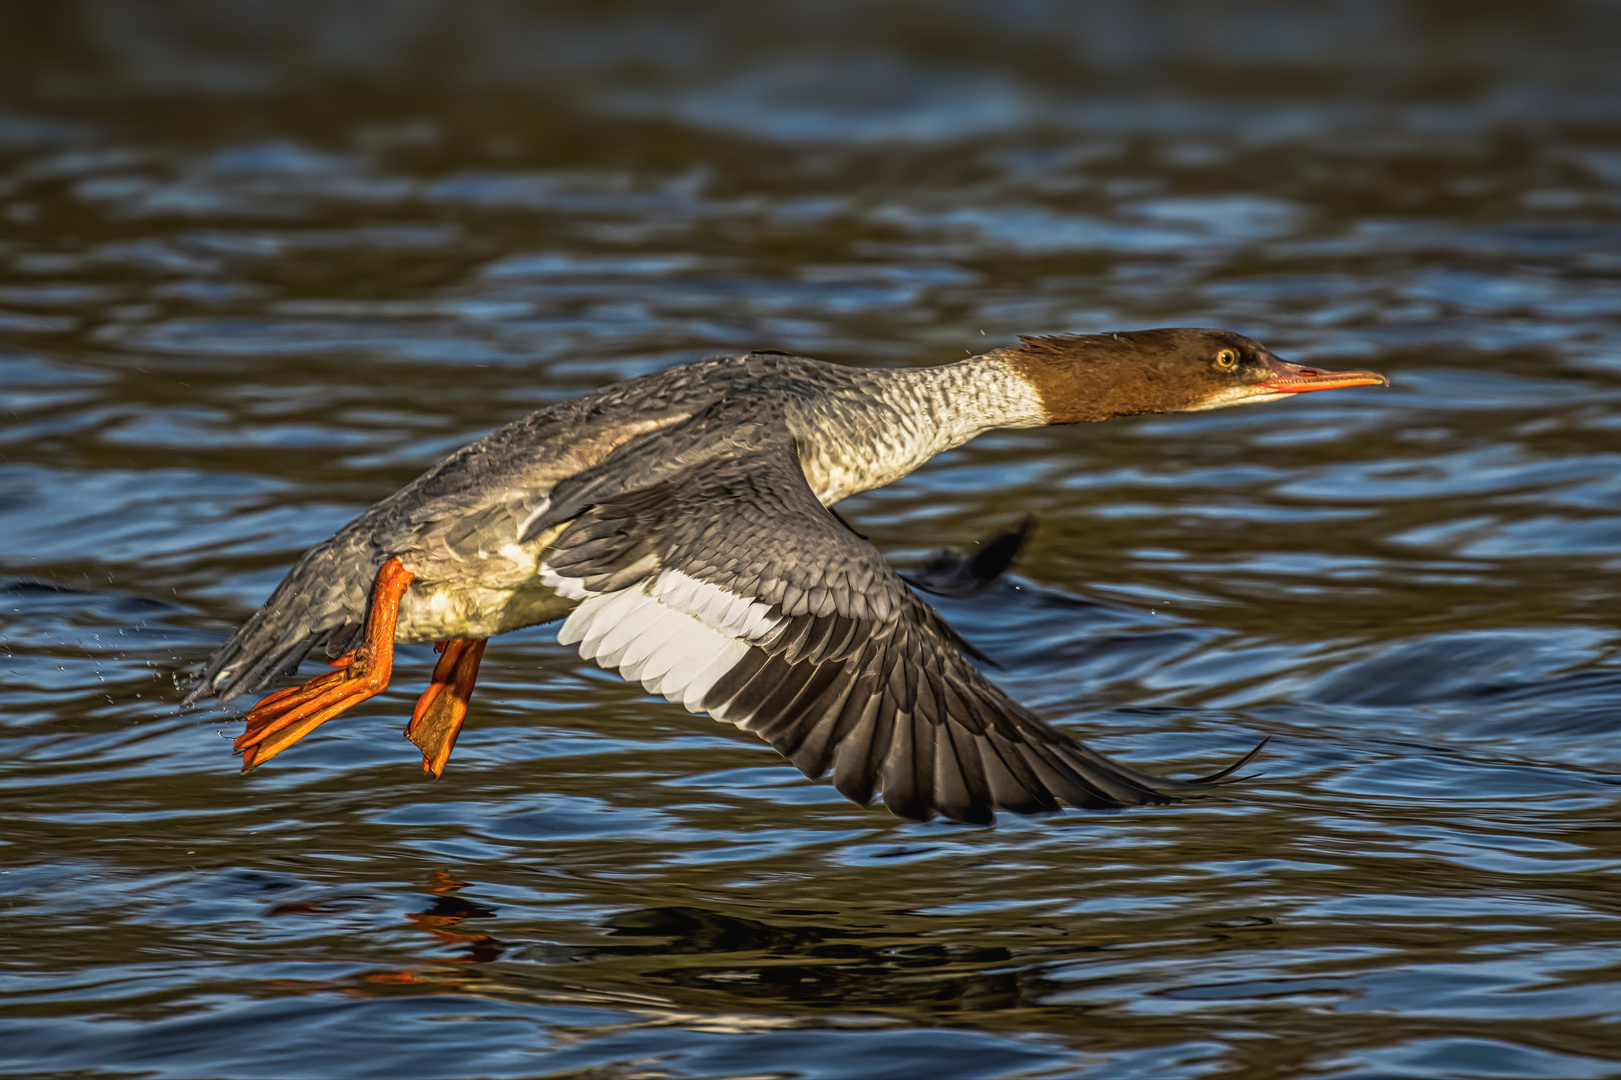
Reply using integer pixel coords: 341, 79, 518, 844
1191, 735, 1271, 785
923, 733, 1271, 823
903, 514, 1037, 599
800, 722, 1267, 826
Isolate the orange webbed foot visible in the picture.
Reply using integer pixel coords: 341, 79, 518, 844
234, 557, 415, 771
405, 637, 487, 778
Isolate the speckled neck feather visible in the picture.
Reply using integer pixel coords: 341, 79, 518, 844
788, 352, 1048, 504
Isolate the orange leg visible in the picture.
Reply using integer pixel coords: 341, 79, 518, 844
234, 558, 415, 771
404, 637, 487, 778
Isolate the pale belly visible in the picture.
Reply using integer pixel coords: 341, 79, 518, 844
394, 577, 578, 643
392, 521, 578, 643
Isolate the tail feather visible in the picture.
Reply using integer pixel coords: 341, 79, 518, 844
184, 535, 379, 706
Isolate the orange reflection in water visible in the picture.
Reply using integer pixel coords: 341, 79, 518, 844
263, 869, 505, 996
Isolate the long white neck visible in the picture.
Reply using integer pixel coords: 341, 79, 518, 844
791, 352, 1048, 504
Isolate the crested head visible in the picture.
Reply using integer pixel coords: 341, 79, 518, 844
999, 328, 1388, 424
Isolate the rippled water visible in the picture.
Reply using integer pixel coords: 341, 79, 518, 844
3, 5, 1621, 1078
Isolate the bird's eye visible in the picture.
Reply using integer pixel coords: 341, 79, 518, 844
1215, 349, 1239, 370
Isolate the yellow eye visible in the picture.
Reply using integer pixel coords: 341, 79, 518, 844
1215, 349, 1238, 370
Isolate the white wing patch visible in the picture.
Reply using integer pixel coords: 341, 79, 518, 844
544, 565, 781, 714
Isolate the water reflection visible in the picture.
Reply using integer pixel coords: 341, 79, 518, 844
270, 867, 1113, 1024
266, 870, 508, 998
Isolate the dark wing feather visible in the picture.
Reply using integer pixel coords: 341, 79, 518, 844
546, 443, 1259, 824
902, 514, 1035, 598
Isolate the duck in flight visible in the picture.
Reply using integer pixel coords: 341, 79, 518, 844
185, 329, 1386, 824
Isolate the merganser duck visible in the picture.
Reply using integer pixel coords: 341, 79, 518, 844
185, 329, 1386, 824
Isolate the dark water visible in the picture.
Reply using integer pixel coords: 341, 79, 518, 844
3, 4, 1621, 1077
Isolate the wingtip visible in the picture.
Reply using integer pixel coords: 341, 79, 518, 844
902, 513, 1038, 600
1192, 734, 1270, 785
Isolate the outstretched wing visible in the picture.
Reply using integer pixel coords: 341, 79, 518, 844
540, 443, 1256, 824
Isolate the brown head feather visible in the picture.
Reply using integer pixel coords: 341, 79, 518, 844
1000, 328, 1386, 422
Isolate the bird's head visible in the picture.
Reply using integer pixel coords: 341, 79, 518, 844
1003, 328, 1388, 423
